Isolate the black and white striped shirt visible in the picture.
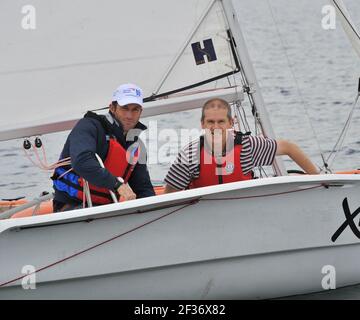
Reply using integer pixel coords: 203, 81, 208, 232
164, 135, 277, 190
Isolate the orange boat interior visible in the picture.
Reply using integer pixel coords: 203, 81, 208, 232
1, 170, 359, 219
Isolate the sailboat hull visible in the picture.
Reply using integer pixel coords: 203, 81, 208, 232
1, 175, 360, 299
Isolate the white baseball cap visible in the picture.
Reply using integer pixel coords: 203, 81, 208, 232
112, 83, 143, 107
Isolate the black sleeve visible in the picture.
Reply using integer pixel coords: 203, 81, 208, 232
69, 118, 118, 190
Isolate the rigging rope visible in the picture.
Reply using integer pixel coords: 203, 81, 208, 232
0, 184, 323, 288
23, 138, 71, 171
326, 91, 360, 168
265, 0, 328, 172
224, 24, 268, 177
0, 201, 198, 287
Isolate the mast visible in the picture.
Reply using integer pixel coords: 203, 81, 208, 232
221, 0, 287, 176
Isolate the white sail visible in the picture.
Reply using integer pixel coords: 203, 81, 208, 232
0, 0, 239, 141
154, 0, 239, 96
331, 0, 360, 58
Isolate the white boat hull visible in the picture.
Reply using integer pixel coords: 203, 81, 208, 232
1, 174, 360, 299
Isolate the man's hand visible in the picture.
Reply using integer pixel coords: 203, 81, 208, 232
117, 183, 136, 201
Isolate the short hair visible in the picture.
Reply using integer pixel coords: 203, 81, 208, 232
201, 98, 232, 122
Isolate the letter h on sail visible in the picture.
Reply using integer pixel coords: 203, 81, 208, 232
191, 39, 217, 65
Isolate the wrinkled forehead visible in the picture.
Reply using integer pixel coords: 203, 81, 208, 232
204, 100, 228, 109
203, 106, 229, 120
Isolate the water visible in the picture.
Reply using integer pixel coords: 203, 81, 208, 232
1, 0, 360, 298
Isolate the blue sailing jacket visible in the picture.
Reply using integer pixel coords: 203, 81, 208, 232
52, 111, 155, 205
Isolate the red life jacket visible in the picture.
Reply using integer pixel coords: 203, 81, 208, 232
190, 133, 252, 189
77, 138, 140, 205
53, 112, 141, 205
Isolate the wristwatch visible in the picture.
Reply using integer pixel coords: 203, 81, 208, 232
113, 177, 124, 190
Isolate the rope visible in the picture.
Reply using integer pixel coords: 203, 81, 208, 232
23, 141, 71, 171
0, 201, 197, 287
326, 93, 360, 168
223, 25, 266, 177
265, 0, 327, 171
0, 183, 324, 288
202, 184, 323, 201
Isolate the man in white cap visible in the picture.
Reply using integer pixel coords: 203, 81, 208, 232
52, 84, 155, 212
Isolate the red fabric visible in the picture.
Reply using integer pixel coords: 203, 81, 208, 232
191, 143, 252, 188
78, 139, 132, 204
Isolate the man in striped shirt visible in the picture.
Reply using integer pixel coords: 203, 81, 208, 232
164, 98, 319, 192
